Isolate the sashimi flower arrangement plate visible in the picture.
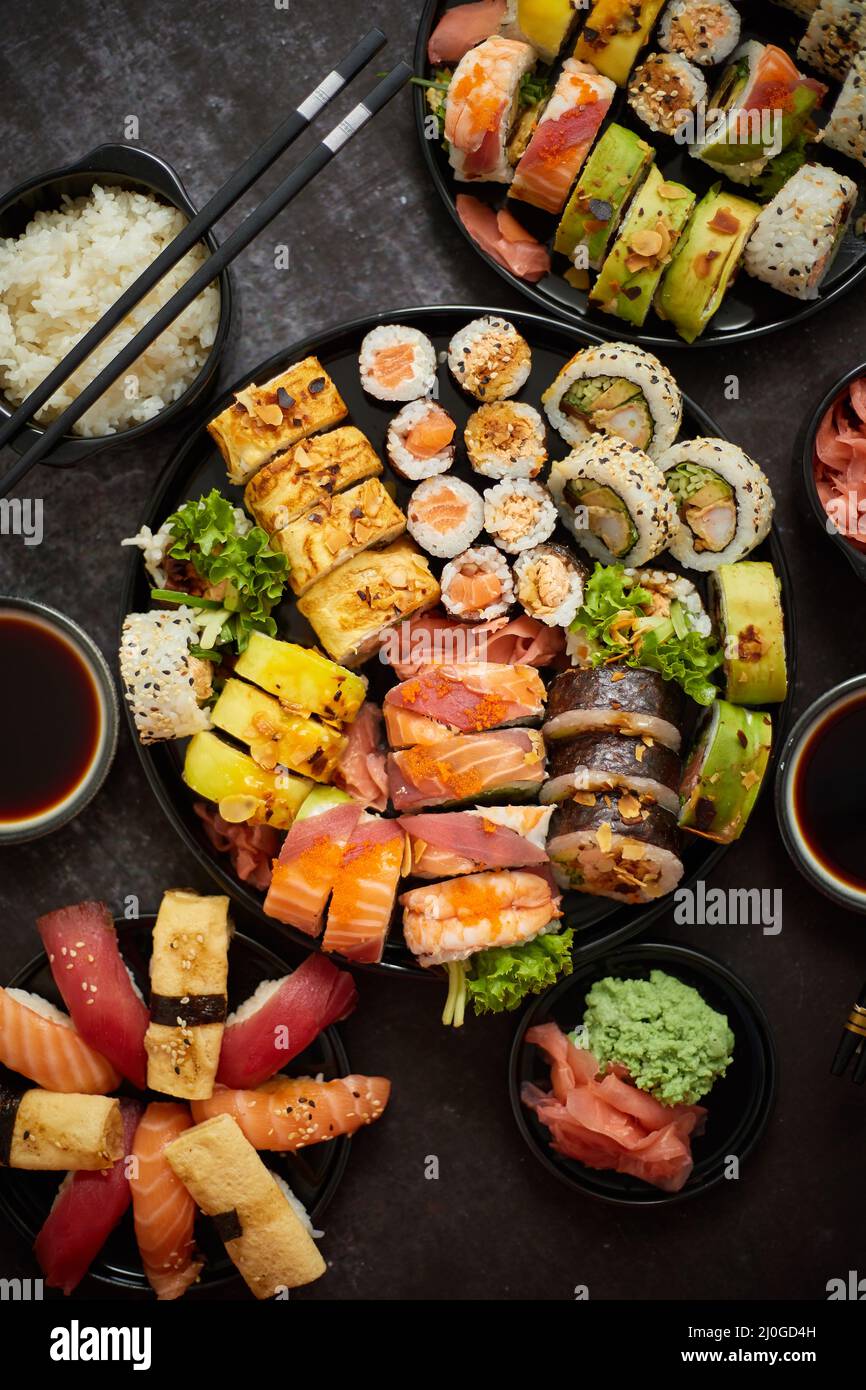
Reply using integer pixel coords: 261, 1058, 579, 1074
119, 304, 796, 1024
414, 0, 866, 348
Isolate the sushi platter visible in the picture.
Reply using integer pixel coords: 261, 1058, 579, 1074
0, 908, 370, 1295
414, 0, 866, 346
119, 305, 796, 993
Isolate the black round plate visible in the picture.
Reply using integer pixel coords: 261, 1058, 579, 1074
413, 1, 866, 349
509, 941, 776, 1205
120, 303, 797, 977
0, 919, 350, 1295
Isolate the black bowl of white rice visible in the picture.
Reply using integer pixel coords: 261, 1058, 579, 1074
0, 142, 232, 465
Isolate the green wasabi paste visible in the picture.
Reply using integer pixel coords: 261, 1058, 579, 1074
578, 969, 735, 1107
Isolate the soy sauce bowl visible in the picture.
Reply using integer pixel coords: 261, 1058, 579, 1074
800, 358, 866, 583
0, 596, 118, 844
0, 143, 233, 466
775, 674, 866, 913
509, 942, 776, 1207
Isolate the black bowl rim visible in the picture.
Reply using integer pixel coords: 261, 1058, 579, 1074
0, 595, 120, 844
508, 940, 777, 1208
118, 301, 798, 976
412, 0, 866, 352
0, 917, 351, 1295
0, 141, 233, 464
798, 356, 866, 583
774, 673, 866, 913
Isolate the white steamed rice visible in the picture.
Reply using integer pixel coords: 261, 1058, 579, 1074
0, 184, 220, 437
119, 608, 212, 744
743, 163, 858, 301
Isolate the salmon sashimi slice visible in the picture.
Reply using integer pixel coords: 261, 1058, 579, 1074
521, 1021, 706, 1193
37, 901, 150, 1091
384, 663, 546, 744
34, 1098, 145, 1295
401, 868, 562, 966
372, 343, 416, 390
263, 801, 363, 935
387, 728, 546, 810
217, 953, 358, 1089
191, 1075, 392, 1151
322, 816, 404, 964
427, 0, 506, 63
404, 407, 457, 459
130, 1103, 203, 1300
0, 987, 120, 1094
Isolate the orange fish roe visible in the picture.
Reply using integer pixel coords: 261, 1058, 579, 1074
400, 744, 484, 801
293, 835, 344, 890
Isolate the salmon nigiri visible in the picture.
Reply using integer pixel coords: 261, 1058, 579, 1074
191, 1075, 391, 1151
130, 1103, 203, 1301
0, 986, 120, 1094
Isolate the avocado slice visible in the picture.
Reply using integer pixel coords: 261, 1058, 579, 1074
590, 165, 696, 327
655, 187, 760, 343
554, 124, 653, 269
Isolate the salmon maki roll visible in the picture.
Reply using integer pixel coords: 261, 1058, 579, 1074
130, 1103, 203, 1301
191, 1075, 392, 1151
401, 869, 562, 966
406, 477, 485, 559
359, 325, 437, 402
440, 546, 515, 622
321, 815, 404, 964
511, 61, 615, 215
387, 399, 457, 481
0, 987, 120, 1095
383, 662, 546, 749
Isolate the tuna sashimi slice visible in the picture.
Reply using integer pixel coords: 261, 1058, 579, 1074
263, 801, 363, 936
130, 1103, 203, 1300
217, 953, 358, 1089
37, 902, 150, 1091
427, 0, 505, 62
400, 809, 550, 874
34, 1098, 144, 1295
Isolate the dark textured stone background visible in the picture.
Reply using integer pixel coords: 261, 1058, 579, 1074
1, 0, 865, 1302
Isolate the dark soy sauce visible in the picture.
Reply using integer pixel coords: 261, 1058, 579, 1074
793, 693, 866, 893
0, 613, 101, 824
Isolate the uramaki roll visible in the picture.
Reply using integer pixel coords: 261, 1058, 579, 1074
164, 1113, 326, 1298
0, 1085, 122, 1171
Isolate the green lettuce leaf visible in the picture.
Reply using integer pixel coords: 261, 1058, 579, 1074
570, 562, 722, 706
466, 929, 574, 1016
163, 489, 289, 652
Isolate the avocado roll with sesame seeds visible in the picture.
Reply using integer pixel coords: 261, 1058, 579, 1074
542, 342, 682, 460
549, 436, 679, 567
659, 437, 774, 570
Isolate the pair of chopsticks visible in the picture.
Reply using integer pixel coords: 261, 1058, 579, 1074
831, 978, 866, 1084
0, 29, 410, 499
